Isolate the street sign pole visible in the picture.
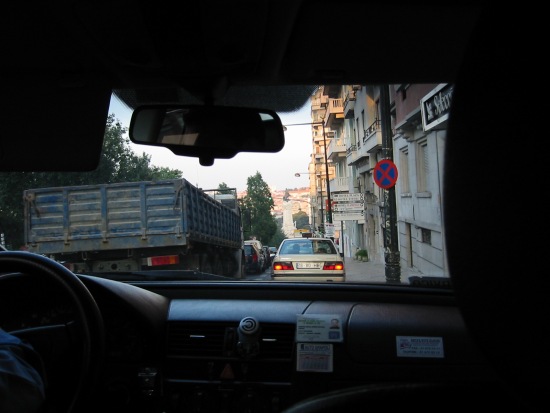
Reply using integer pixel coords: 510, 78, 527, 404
380, 85, 401, 283
322, 122, 332, 226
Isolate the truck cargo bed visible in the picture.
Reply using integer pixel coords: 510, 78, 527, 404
24, 179, 242, 255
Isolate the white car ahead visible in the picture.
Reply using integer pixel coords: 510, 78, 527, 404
271, 237, 345, 282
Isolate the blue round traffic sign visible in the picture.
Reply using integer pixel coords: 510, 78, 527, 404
374, 159, 398, 189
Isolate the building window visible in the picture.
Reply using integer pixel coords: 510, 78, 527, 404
420, 228, 431, 245
361, 109, 365, 136
345, 118, 353, 148
416, 139, 428, 192
355, 117, 360, 145
399, 149, 410, 194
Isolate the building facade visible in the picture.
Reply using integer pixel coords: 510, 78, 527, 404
306, 84, 449, 277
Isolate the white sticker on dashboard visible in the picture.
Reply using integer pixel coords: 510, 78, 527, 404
296, 314, 343, 342
296, 343, 333, 372
396, 336, 444, 358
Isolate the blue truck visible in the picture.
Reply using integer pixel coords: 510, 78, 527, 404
23, 179, 244, 278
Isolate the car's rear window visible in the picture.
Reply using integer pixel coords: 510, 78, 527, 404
312, 241, 336, 254
280, 240, 336, 255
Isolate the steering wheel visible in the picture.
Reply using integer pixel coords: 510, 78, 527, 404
0, 251, 105, 413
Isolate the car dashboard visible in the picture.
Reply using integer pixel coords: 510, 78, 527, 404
0, 270, 502, 413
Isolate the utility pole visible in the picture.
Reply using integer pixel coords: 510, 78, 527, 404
322, 122, 332, 226
380, 85, 401, 283
319, 182, 324, 234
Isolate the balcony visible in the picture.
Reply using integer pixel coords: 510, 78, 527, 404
346, 143, 359, 165
314, 150, 324, 162
324, 98, 344, 129
311, 96, 325, 111
343, 88, 356, 119
362, 119, 382, 153
327, 136, 346, 161
329, 176, 349, 194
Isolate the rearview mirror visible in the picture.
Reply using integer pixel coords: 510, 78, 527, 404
129, 105, 285, 166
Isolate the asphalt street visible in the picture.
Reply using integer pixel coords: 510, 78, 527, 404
248, 257, 432, 285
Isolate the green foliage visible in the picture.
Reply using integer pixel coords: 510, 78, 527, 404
0, 114, 182, 249
355, 249, 369, 260
292, 210, 310, 230
267, 226, 286, 249
266, 215, 286, 247
241, 172, 277, 244
217, 182, 232, 194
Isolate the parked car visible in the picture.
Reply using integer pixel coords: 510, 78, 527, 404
271, 238, 345, 282
0, 3, 544, 413
244, 243, 265, 274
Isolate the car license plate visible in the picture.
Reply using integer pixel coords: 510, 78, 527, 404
296, 262, 322, 269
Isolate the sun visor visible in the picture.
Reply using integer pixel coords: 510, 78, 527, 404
0, 78, 111, 171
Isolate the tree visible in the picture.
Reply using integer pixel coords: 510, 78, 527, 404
241, 172, 277, 244
0, 114, 182, 249
92, 115, 182, 183
268, 226, 286, 249
217, 182, 233, 194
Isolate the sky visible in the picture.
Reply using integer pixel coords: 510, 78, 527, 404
108, 95, 314, 193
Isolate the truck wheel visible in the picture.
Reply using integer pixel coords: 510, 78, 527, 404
220, 256, 234, 278
236, 251, 245, 279
200, 253, 213, 274
223, 250, 244, 279
212, 253, 223, 276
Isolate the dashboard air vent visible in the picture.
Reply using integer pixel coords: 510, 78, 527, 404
167, 321, 228, 357
167, 321, 295, 360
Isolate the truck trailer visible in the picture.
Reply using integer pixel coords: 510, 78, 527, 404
23, 178, 244, 278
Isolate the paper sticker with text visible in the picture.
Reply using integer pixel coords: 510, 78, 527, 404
296, 343, 333, 372
296, 314, 343, 342
396, 336, 444, 358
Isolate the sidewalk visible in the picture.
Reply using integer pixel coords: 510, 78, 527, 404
344, 257, 422, 284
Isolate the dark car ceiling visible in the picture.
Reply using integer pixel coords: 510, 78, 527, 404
1, 1, 482, 171
114, 1, 481, 109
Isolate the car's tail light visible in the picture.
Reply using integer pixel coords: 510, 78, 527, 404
147, 255, 180, 266
252, 253, 258, 263
273, 262, 294, 271
323, 262, 344, 271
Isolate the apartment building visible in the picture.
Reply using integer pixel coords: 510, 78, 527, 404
307, 84, 448, 277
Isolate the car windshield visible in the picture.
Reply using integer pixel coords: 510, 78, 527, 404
2, 4, 544, 412
0, 83, 450, 286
